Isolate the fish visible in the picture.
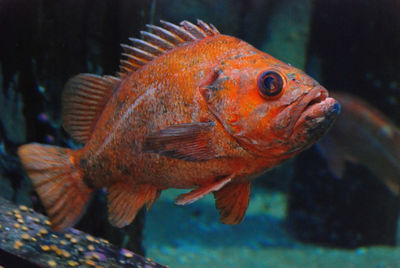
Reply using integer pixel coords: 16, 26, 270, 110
317, 92, 400, 194
17, 20, 340, 231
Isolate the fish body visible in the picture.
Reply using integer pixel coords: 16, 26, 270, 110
318, 92, 400, 194
18, 20, 340, 231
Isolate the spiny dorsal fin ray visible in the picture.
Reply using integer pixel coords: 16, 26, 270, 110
121, 44, 155, 61
180, 20, 207, 39
128, 38, 165, 56
140, 31, 175, 50
62, 74, 121, 143
160, 20, 196, 41
118, 19, 220, 77
197, 19, 219, 35
145, 24, 184, 45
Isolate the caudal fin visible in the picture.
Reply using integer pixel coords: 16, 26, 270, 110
18, 143, 92, 231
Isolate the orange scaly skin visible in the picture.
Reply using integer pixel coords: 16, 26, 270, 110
79, 36, 286, 189
18, 20, 340, 231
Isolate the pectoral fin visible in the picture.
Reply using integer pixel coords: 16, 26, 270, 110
143, 122, 217, 161
213, 181, 251, 224
175, 175, 233, 205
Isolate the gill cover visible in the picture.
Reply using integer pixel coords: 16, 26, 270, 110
200, 66, 283, 154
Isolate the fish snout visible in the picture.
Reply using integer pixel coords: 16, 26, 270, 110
291, 87, 341, 148
271, 86, 336, 138
292, 86, 339, 129
295, 88, 340, 127
274, 86, 340, 155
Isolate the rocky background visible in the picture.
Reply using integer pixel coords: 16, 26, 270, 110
0, 0, 399, 266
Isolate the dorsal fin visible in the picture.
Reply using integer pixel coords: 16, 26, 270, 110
62, 74, 121, 143
118, 19, 220, 78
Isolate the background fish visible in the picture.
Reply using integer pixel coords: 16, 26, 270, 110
318, 92, 400, 194
17, 20, 340, 231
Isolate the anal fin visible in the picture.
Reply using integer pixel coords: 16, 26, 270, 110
175, 175, 233, 205
107, 182, 160, 228
213, 181, 251, 225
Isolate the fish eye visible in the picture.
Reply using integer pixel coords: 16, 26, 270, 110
257, 71, 284, 99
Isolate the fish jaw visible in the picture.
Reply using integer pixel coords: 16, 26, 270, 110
284, 89, 341, 154
271, 86, 328, 137
293, 91, 340, 132
255, 85, 340, 157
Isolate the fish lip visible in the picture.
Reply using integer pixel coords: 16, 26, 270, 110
292, 86, 328, 128
301, 85, 328, 109
292, 87, 339, 131
272, 86, 330, 137
301, 87, 329, 113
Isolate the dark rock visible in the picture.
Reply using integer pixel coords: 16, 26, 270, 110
0, 196, 165, 267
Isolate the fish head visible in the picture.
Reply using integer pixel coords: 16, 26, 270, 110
200, 41, 340, 160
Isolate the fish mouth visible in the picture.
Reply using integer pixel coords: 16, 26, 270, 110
293, 86, 339, 131
271, 85, 339, 138
302, 88, 329, 114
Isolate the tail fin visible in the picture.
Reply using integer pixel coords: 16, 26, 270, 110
18, 143, 92, 231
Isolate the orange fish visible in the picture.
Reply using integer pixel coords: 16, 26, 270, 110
318, 92, 400, 194
18, 20, 340, 231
